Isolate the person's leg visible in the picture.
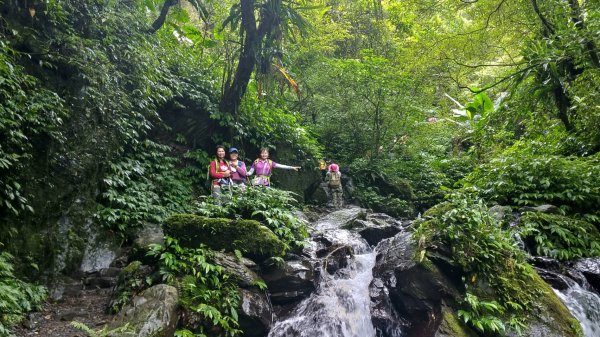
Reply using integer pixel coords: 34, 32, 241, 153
211, 185, 221, 199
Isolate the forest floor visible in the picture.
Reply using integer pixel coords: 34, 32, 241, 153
13, 287, 114, 337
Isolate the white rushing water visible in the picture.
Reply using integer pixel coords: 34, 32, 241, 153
268, 208, 377, 337
553, 276, 600, 337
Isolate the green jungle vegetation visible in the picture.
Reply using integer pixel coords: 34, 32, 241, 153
1, 0, 599, 336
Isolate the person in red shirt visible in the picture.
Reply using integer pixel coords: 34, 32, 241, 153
209, 145, 231, 198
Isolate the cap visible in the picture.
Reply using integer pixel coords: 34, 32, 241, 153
229, 147, 238, 153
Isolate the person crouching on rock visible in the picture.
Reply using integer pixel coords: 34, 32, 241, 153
325, 163, 343, 208
247, 147, 301, 187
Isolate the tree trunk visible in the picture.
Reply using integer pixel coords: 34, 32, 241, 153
219, 0, 258, 115
566, 0, 600, 69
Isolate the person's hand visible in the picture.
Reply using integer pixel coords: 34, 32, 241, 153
223, 170, 231, 177
293, 166, 301, 171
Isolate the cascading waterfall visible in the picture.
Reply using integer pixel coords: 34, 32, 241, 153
553, 275, 600, 337
268, 208, 377, 337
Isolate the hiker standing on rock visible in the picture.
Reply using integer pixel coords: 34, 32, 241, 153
325, 163, 343, 208
247, 147, 301, 187
209, 145, 232, 199
228, 147, 247, 190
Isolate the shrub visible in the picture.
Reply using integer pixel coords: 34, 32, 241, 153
147, 237, 240, 336
96, 140, 196, 233
415, 192, 539, 334
520, 212, 600, 260
354, 187, 415, 217
196, 187, 308, 251
0, 252, 47, 336
463, 152, 600, 218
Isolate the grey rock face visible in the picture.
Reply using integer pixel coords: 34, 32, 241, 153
238, 288, 272, 337
212, 251, 261, 288
108, 284, 179, 337
572, 257, 600, 293
261, 259, 316, 305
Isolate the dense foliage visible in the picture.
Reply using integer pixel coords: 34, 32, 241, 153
415, 192, 540, 334
196, 187, 308, 253
148, 237, 241, 336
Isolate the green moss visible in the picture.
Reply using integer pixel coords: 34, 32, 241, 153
528, 272, 582, 337
121, 260, 143, 276
438, 304, 477, 337
165, 214, 285, 260
423, 202, 453, 218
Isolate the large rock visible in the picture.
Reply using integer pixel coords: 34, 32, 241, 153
261, 259, 316, 304
372, 231, 580, 337
369, 277, 408, 337
372, 232, 465, 336
79, 219, 121, 274
108, 284, 179, 337
344, 213, 403, 246
508, 272, 582, 337
521, 204, 560, 214
572, 257, 600, 293
131, 223, 164, 254
212, 252, 261, 288
238, 288, 272, 337
164, 215, 285, 261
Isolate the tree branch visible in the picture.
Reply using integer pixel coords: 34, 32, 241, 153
149, 0, 179, 33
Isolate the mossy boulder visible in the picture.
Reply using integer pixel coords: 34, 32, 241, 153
108, 284, 179, 337
512, 272, 583, 337
435, 304, 477, 337
164, 215, 285, 260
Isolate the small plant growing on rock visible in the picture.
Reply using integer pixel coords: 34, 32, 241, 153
147, 237, 241, 336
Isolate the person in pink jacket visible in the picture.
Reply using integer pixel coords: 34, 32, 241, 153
247, 148, 300, 187
209, 145, 231, 198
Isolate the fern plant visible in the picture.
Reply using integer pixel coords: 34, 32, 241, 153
147, 237, 241, 336
0, 252, 47, 337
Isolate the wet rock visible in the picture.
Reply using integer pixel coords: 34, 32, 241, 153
313, 207, 366, 232
488, 205, 513, 222
521, 204, 560, 214
108, 284, 179, 337
261, 259, 315, 304
536, 268, 570, 290
373, 231, 579, 337
572, 257, 600, 293
531, 256, 563, 271
316, 244, 352, 275
130, 223, 164, 263
369, 277, 408, 337
372, 231, 453, 336
343, 213, 404, 246
212, 252, 261, 288
238, 288, 272, 337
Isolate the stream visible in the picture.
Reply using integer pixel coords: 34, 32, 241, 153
553, 274, 600, 337
268, 208, 377, 337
